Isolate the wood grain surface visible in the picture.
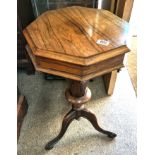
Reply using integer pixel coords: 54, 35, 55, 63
103, 70, 117, 95
23, 6, 129, 66
24, 6, 130, 81
26, 45, 124, 81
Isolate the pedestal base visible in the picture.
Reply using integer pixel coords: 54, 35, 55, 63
45, 107, 117, 150
45, 80, 117, 150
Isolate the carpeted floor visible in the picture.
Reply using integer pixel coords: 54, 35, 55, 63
17, 68, 136, 155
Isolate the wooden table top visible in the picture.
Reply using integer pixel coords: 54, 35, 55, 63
23, 6, 129, 66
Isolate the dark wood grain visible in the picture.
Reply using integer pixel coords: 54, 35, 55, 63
23, 6, 129, 67
45, 80, 116, 150
69, 81, 87, 97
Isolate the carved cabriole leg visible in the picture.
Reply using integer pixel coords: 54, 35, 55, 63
45, 109, 76, 150
80, 109, 117, 138
45, 80, 117, 150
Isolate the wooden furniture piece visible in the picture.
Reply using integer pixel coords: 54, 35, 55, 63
103, 70, 118, 95
17, 87, 28, 141
121, 0, 134, 21
17, 0, 35, 74
23, 6, 130, 150
31, 0, 97, 80
110, 0, 134, 21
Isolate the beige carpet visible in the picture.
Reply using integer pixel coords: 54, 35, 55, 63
17, 68, 136, 155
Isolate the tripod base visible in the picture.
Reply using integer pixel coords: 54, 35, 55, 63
45, 80, 117, 150
45, 108, 116, 150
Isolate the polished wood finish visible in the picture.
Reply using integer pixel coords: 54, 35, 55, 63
111, 0, 134, 22
69, 81, 87, 97
23, 6, 129, 150
23, 6, 129, 81
26, 45, 124, 81
45, 80, 116, 150
23, 6, 129, 59
45, 108, 117, 150
103, 70, 117, 95
65, 88, 91, 108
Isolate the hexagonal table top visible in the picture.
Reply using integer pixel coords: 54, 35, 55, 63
23, 6, 130, 81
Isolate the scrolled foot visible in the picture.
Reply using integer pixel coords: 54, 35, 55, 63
107, 132, 117, 138
80, 109, 117, 138
45, 142, 54, 150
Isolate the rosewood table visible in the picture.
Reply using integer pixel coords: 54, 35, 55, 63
23, 6, 129, 150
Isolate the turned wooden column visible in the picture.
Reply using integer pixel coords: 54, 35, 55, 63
66, 80, 91, 109
69, 81, 87, 97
